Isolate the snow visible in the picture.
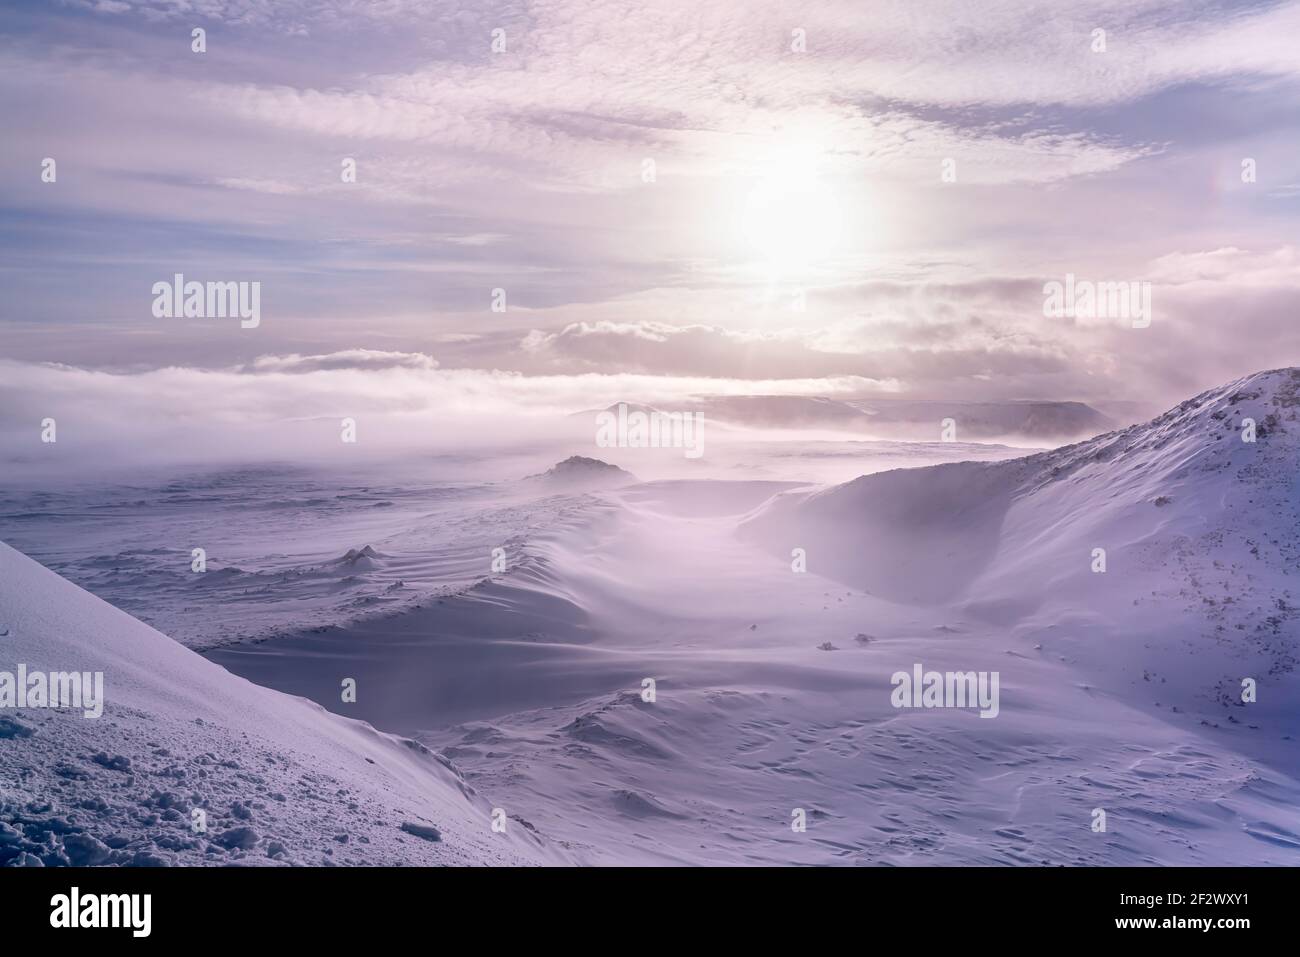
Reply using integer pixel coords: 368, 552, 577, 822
523, 455, 638, 490
3, 370, 1299, 865
0, 542, 557, 866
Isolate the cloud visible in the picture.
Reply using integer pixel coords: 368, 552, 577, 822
241, 350, 440, 373
1147, 246, 1300, 285
2, 0, 1298, 414
214, 177, 312, 196
0, 352, 882, 475
510, 250, 1300, 405
519, 315, 1074, 384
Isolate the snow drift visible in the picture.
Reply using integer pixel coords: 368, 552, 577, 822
0, 542, 557, 866
741, 367, 1300, 738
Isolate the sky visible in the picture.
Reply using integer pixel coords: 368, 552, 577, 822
2, 0, 1300, 441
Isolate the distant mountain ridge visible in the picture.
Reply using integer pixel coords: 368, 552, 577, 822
573, 395, 1113, 442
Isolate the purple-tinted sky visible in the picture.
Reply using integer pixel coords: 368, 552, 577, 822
2, 0, 1299, 425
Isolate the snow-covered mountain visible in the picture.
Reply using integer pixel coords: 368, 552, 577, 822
0, 542, 557, 866
570, 395, 1112, 443
3, 369, 1298, 866
696, 394, 1114, 442
741, 367, 1300, 733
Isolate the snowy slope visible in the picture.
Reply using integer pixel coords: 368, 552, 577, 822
741, 367, 1300, 745
4, 371, 1298, 866
212, 457, 1300, 865
0, 542, 557, 866
413, 467, 1300, 865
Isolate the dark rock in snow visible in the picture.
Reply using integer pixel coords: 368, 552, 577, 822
400, 821, 441, 842
127, 850, 171, 867
0, 717, 34, 739
62, 833, 112, 865
214, 826, 260, 850
92, 753, 132, 772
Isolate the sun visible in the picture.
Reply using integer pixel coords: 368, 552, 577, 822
737, 143, 844, 278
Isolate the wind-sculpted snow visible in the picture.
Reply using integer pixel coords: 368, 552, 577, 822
0, 468, 625, 651
209, 373, 1300, 863
0, 543, 557, 866
3, 373, 1299, 864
